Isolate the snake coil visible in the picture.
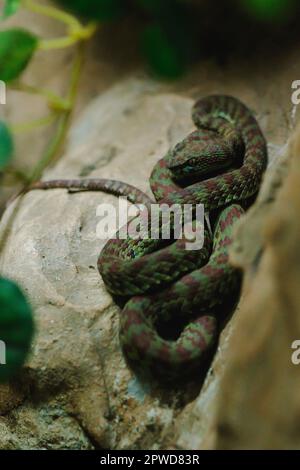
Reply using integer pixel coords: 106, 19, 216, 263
32, 95, 268, 381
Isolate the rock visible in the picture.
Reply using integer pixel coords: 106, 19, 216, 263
168, 145, 292, 451
212, 125, 300, 449
0, 381, 25, 415
170, 139, 295, 450
0, 78, 195, 449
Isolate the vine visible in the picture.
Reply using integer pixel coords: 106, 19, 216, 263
0, 0, 98, 383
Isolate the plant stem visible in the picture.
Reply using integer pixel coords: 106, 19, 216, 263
22, 0, 81, 30
10, 82, 71, 112
28, 41, 85, 183
23, 0, 98, 50
38, 35, 78, 50
0, 3, 94, 255
11, 113, 57, 134
39, 21, 98, 50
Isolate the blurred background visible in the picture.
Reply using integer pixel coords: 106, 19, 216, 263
56, 0, 300, 77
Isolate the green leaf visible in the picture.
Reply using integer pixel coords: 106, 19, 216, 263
0, 29, 38, 82
2, 0, 21, 19
241, 0, 297, 21
0, 278, 34, 382
0, 121, 13, 170
142, 24, 185, 78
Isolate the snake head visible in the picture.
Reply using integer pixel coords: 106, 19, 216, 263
168, 129, 243, 181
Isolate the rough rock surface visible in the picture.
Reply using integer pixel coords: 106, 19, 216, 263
214, 128, 300, 450
0, 81, 194, 449
171, 139, 290, 450
0, 18, 300, 449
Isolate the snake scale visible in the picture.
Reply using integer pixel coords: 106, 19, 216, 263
32, 95, 268, 381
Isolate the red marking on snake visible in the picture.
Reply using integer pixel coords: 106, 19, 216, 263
134, 330, 153, 353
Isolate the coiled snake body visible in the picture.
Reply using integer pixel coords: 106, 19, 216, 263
33, 95, 268, 381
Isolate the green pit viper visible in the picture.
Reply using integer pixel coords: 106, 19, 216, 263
32, 95, 268, 381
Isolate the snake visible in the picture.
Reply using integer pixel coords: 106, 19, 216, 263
31, 95, 268, 381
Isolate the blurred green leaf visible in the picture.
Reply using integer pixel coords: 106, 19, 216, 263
142, 24, 185, 78
56, 0, 125, 21
0, 121, 13, 170
241, 0, 296, 21
2, 0, 21, 19
0, 29, 38, 82
0, 278, 34, 383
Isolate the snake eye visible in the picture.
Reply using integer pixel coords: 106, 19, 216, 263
185, 158, 200, 170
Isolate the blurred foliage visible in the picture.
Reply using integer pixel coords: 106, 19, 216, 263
0, 278, 34, 383
1, 1, 299, 78
142, 24, 186, 79
0, 28, 38, 82
2, 0, 21, 19
0, 121, 14, 170
57, 0, 195, 77
241, 0, 297, 21
55, 0, 300, 77
140, 1, 195, 78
